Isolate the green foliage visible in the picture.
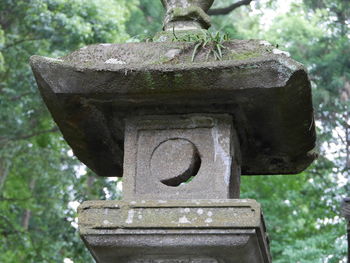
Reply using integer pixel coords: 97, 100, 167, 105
170, 30, 229, 61
191, 31, 228, 61
0, 0, 132, 262
126, 0, 163, 41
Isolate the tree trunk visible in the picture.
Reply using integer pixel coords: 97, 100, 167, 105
86, 174, 95, 199
21, 178, 36, 230
0, 159, 10, 193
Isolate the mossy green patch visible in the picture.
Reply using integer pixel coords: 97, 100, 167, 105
230, 50, 263, 61
174, 72, 184, 86
144, 72, 156, 90
154, 30, 206, 42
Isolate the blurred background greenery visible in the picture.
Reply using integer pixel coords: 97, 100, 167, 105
0, 0, 349, 262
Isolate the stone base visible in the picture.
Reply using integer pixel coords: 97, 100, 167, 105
78, 199, 271, 263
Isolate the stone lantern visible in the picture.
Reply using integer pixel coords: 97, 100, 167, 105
30, 0, 317, 262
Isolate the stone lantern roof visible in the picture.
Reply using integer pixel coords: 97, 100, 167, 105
30, 39, 316, 177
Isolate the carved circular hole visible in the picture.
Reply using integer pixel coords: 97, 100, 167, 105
150, 138, 201, 187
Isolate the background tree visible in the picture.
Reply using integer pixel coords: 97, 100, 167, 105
0, 0, 348, 262
233, 1, 349, 262
0, 0, 133, 261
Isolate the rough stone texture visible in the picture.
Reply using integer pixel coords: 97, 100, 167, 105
161, 0, 214, 11
150, 138, 200, 186
161, 0, 214, 30
30, 39, 317, 177
78, 199, 271, 263
123, 114, 240, 200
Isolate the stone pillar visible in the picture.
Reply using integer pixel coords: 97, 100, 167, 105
123, 114, 241, 200
30, 0, 317, 262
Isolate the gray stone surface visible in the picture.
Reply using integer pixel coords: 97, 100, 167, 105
123, 114, 240, 200
30, 39, 317, 177
161, 0, 214, 30
150, 138, 200, 186
78, 199, 271, 263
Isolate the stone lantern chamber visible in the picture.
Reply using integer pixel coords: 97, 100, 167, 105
30, 1, 317, 262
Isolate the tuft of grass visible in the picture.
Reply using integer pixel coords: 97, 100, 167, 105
172, 29, 229, 62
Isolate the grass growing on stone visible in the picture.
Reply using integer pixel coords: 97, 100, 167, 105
172, 30, 229, 62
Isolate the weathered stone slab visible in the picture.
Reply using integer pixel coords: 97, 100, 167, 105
123, 114, 240, 200
78, 199, 271, 263
30, 39, 316, 177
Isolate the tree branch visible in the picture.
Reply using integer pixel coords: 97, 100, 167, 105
13, 127, 59, 141
10, 92, 33, 101
208, 0, 253, 16
0, 127, 59, 144
0, 197, 32, 202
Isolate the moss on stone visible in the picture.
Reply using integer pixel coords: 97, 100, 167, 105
144, 72, 156, 90
230, 50, 262, 61
154, 30, 206, 42
174, 72, 184, 86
